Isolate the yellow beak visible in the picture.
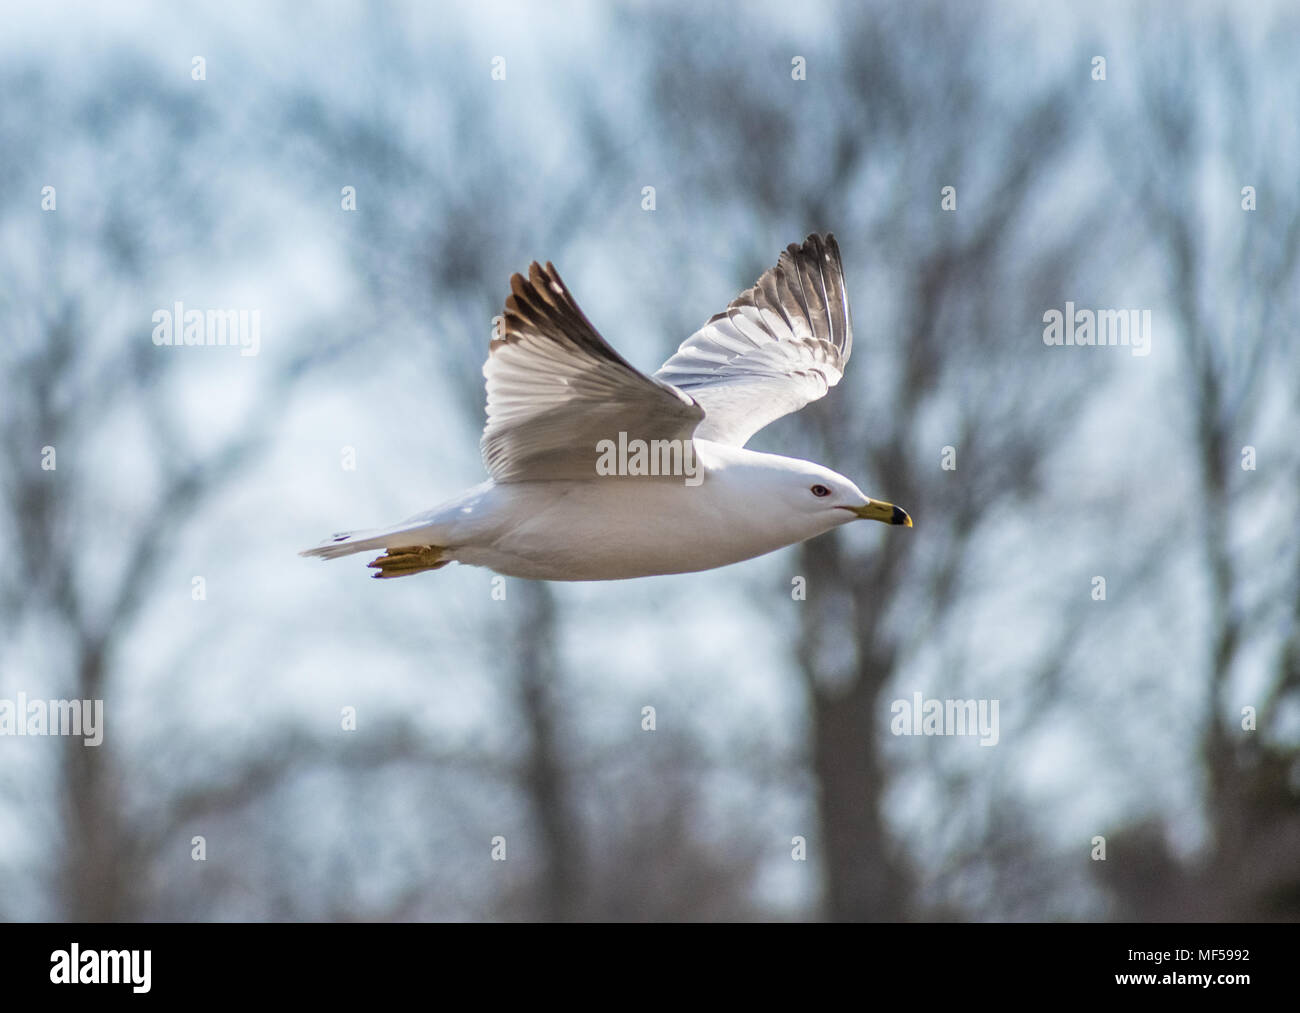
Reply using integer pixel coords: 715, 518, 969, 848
846, 498, 913, 527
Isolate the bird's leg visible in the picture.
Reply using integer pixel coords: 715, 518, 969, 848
366, 545, 449, 579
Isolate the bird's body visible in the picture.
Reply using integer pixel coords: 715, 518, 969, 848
302, 234, 911, 581
311, 441, 879, 580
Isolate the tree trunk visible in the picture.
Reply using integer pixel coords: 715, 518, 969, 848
511, 580, 582, 920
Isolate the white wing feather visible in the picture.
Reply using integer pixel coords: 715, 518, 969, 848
654, 233, 852, 447
481, 261, 703, 482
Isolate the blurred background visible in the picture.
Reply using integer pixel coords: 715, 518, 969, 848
1, 0, 1298, 921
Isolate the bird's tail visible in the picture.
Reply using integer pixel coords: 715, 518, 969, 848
299, 524, 450, 579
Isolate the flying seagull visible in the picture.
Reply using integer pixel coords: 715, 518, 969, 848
301, 233, 911, 581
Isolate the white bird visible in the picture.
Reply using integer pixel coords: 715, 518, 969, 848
301, 233, 911, 581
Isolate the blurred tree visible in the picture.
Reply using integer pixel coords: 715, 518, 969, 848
626, 1, 1118, 919
0, 60, 352, 920
1092, 9, 1300, 921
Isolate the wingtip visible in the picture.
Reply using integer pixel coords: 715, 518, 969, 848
528, 261, 548, 286
806, 231, 838, 253
791, 232, 837, 265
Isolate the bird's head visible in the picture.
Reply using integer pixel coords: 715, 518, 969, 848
777, 459, 912, 532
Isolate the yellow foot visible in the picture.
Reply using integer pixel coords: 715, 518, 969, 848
367, 545, 449, 579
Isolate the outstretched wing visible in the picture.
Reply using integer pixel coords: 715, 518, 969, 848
653, 233, 852, 447
481, 261, 704, 483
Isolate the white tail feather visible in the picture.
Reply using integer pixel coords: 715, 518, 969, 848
299, 522, 440, 561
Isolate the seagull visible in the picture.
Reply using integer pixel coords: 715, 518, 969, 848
301, 233, 911, 581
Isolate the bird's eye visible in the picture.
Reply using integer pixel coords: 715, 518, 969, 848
810, 484, 832, 498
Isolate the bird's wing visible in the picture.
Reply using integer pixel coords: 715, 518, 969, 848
481, 261, 704, 483
653, 233, 852, 447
